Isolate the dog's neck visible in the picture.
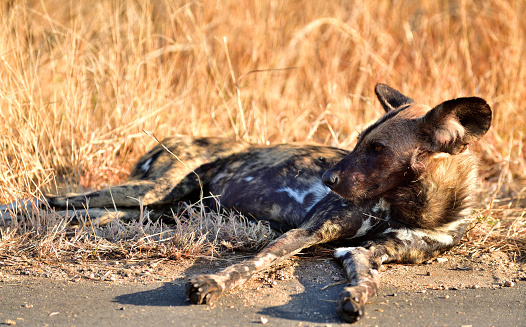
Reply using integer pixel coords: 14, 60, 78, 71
385, 151, 478, 231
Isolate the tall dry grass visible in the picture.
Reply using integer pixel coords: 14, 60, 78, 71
0, 0, 525, 263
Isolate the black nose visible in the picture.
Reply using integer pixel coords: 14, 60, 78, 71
322, 170, 339, 187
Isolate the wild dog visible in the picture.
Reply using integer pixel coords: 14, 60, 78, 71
0, 84, 491, 323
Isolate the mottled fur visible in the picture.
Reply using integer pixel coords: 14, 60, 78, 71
0, 84, 491, 323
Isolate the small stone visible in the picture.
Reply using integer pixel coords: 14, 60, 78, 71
436, 258, 448, 263
426, 271, 433, 276
260, 316, 268, 324
471, 285, 480, 289
503, 280, 515, 287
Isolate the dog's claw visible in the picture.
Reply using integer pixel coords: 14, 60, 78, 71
337, 288, 366, 323
186, 275, 223, 305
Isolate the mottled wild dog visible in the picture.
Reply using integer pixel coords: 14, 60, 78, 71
0, 84, 491, 323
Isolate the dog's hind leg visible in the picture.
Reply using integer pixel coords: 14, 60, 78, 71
46, 180, 158, 209
0, 201, 140, 225
46, 136, 249, 210
53, 208, 144, 225
334, 225, 461, 323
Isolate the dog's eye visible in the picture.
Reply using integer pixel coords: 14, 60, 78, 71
372, 144, 383, 153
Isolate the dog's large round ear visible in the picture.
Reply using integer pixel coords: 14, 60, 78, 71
375, 84, 415, 112
420, 97, 492, 154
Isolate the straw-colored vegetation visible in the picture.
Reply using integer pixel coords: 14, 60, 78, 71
0, 0, 524, 269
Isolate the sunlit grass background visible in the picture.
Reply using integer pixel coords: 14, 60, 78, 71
0, 0, 524, 264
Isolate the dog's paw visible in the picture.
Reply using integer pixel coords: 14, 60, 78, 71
185, 275, 223, 304
336, 288, 366, 323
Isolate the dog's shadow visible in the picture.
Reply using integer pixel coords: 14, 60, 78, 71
113, 258, 347, 324
113, 281, 181, 307
255, 266, 345, 323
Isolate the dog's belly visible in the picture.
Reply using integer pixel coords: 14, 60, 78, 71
208, 144, 348, 229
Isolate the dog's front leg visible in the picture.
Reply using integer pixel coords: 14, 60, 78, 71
186, 194, 381, 306
186, 228, 322, 304
334, 246, 382, 323
334, 226, 456, 323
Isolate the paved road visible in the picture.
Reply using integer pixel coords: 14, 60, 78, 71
1, 269, 524, 326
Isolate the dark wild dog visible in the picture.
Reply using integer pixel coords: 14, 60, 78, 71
0, 84, 492, 323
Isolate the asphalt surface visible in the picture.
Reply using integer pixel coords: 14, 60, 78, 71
1, 267, 525, 327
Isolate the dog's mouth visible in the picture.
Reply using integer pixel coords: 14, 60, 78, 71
326, 183, 382, 203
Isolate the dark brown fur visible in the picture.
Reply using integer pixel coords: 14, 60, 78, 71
0, 84, 492, 323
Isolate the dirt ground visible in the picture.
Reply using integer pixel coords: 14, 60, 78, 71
1, 246, 525, 291
1, 250, 525, 327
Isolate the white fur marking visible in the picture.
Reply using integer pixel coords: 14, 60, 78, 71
385, 225, 457, 246
438, 218, 467, 233
380, 254, 389, 263
432, 153, 451, 159
277, 182, 330, 211
435, 119, 465, 145
140, 158, 153, 173
394, 229, 414, 242
413, 229, 454, 245
334, 247, 356, 259
372, 198, 390, 213
355, 217, 372, 237
211, 172, 231, 184
277, 187, 308, 203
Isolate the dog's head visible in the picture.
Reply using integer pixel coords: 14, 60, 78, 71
322, 84, 492, 201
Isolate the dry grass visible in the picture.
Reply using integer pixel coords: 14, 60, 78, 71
1, 0, 525, 267
1, 200, 276, 263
